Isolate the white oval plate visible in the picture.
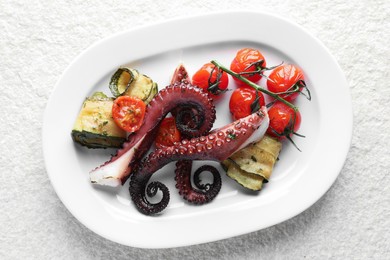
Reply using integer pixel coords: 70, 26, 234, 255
43, 11, 352, 248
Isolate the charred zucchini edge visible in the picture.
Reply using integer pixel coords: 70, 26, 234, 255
71, 130, 126, 149
71, 92, 127, 149
109, 67, 138, 97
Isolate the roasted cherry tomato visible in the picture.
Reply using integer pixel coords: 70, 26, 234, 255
267, 64, 305, 102
266, 101, 301, 140
155, 117, 182, 149
112, 96, 146, 132
230, 48, 267, 86
229, 86, 265, 120
192, 63, 229, 96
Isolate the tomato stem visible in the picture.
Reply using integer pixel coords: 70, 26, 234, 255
207, 66, 227, 95
211, 60, 298, 112
273, 80, 311, 101
212, 60, 307, 151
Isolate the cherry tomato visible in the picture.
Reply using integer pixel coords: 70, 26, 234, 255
112, 96, 146, 132
230, 48, 266, 86
155, 117, 182, 149
192, 63, 229, 96
229, 86, 265, 120
266, 101, 301, 141
267, 64, 305, 102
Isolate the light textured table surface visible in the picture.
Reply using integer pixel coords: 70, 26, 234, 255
1, 0, 389, 259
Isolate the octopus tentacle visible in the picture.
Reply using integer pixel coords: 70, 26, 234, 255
175, 160, 221, 204
193, 165, 220, 192
175, 105, 205, 137
130, 108, 269, 215
130, 149, 173, 215
170, 63, 222, 204
170, 63, 191, 85
89, 82, 216, 186
131, 180, 170, 215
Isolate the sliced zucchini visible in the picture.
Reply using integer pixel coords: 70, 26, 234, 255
71, 92, 126, 149
143, 82, 158, 104
109, 67, 158, 104
222, 135, 282, 190
221, 159, 264, 191
109, 68, 139, 97
228, 135, 282, 181
123, 73, 154, 102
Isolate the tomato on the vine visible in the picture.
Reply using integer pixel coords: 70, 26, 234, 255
230, 48, 266, 86
266, 101, 301, 141
267, 64, 305, 102
155, 117, 182, 149
229, 86, 265, 121
192, 63, 229, 96
112, 96, 146, 132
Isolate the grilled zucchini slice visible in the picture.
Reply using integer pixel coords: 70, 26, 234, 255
123, 73, 154, 101
222, 135, 282, 190
228, 135, 282, 181
109, 67, 158, 104
109, 68, 138, 97
71, 92, 126, 149
144, 82, 158, 104
222, 159, 264, 191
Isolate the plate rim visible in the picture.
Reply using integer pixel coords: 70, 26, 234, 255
42, 10, 353, 248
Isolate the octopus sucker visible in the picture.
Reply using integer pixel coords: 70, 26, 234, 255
89, 82, 216, 187
169, 64, 222, 205
129, 107, 269, 215
175, 160, 222, 205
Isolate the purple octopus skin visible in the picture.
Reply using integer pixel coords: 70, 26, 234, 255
170, 64, 222, 205
174, 160, 222, 204
169, 64, 203, 136
89, 82, 216, 187
170, 63, 190, 85
129, 107, 269, 215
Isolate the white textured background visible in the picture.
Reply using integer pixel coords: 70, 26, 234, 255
1, 0, 389, 259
